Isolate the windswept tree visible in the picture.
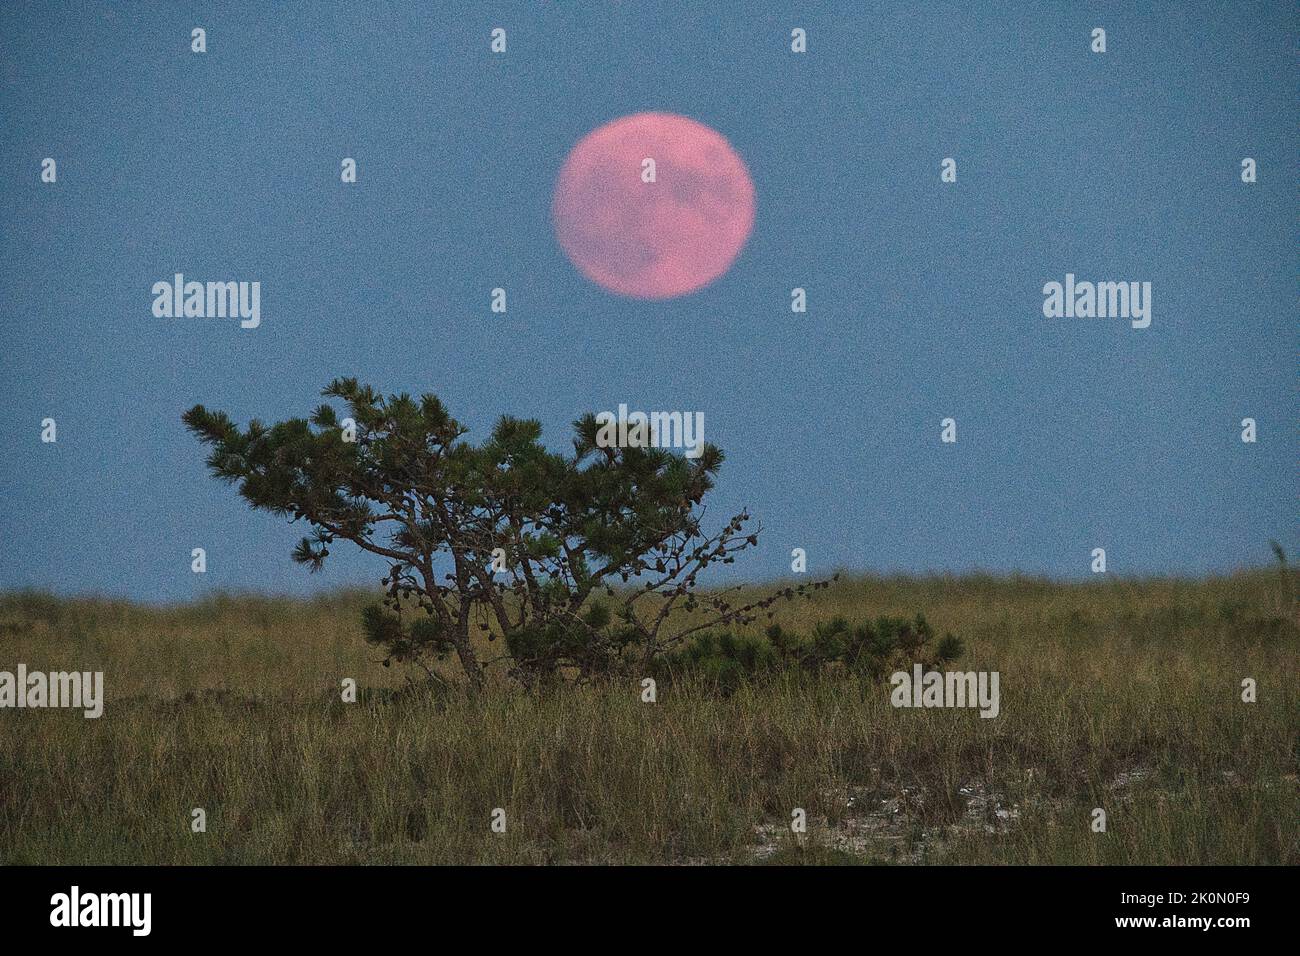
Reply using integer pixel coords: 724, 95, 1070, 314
183, 379, 830, 689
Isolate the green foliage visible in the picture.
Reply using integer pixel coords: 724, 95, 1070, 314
657, 631, 779, 694
360, 603, 455, 666
185, 379, 832, 688
657, 614, 964, 694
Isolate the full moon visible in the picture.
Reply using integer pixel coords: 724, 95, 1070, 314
552, 112, 756, 299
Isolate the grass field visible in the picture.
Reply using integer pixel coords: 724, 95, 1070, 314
0, 570, 1295, 865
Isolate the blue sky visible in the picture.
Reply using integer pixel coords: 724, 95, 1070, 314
1, 1, 1295, 600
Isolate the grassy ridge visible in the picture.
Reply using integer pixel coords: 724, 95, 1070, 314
0, 571, 1295, 865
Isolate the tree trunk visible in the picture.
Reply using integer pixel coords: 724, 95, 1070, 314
447, 612, 481, 690
419, 562, 484, 691
453, 603, 484, 691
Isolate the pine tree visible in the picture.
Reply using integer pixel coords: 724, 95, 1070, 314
184, 378, 830, 689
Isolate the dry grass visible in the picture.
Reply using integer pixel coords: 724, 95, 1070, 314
0, 570, 1295, 864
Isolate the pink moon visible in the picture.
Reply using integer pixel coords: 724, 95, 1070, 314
551, 112, 756, 299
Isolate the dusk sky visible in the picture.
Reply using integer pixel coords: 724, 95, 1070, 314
1, 2, 1294, 601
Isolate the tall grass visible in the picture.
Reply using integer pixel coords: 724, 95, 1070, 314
0, 570, 1295, 864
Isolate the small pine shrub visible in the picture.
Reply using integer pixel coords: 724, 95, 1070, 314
656, 613, 964, 694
